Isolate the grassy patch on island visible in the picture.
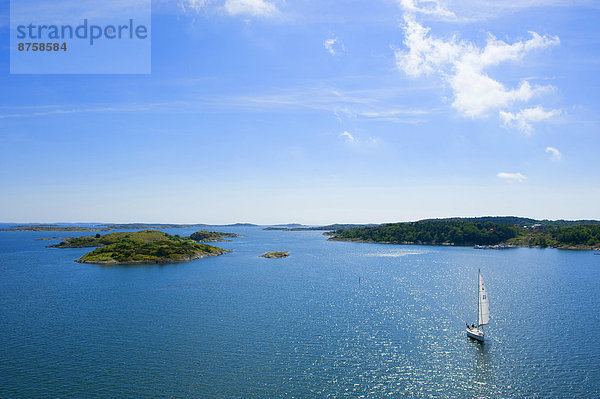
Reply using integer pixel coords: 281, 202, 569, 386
51, 230, 230, 265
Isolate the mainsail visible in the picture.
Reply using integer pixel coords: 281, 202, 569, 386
478, 271, 490, 326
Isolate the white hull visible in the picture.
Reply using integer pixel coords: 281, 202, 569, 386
466, 327, 484, 341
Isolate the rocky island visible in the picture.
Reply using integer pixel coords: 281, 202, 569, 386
260, 251, 290, 258
51, 230, 230, 265
189, 230, 244, 242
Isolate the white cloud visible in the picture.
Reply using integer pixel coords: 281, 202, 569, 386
451, 35, 559, 118
395, 2, 560, 129
340, 131, 356, 144
395, 17, 462, 77
497, 172, 527, 183
223, 0, 277, 16
499, 106, 560, 133
545, 146, 562, 161
323, 37, 345, 56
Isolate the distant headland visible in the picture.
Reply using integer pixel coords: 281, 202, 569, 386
325, 217, 600, 250
0, 225, 113, 232
1, 223, 257, 232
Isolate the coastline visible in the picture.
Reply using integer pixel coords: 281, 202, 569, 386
327, 236, 600, 251
1, 226, 113, 232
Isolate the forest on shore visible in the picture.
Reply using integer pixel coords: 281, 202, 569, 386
328, 218, 600, 249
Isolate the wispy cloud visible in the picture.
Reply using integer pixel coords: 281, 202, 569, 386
545, 146, 562, 161
395, 1, 560, 131
221, 86, 441, 123
224, 0, 277, 17
180, 0, 214, 12
441, 0, 598, 22
398, 0, 457, 19
0, 87, 438, 125
340, 131, 356, 144
180, 0, 278, 17
499, 106, 560, 133
497, 172, 527, 183
339, 131, 381, 147
0, 102, 187, 120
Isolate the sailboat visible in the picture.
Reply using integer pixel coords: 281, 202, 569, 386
466, 269, 490, 342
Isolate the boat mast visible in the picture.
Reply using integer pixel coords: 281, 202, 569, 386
477, 268, 480, 328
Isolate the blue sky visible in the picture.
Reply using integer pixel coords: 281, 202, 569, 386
0, 0, 599, 224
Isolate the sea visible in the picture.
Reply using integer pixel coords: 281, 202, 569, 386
1, 224, 599, 398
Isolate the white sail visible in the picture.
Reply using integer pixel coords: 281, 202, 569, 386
478, 271, 490, 326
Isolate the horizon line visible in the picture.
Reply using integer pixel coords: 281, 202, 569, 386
2, 215, 600, 226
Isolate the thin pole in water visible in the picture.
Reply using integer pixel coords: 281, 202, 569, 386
477, 268, 480, 328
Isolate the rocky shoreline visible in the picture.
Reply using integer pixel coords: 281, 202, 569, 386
328, 236, 600, 251
260, 251, 290, 258
75, 250, 230, 265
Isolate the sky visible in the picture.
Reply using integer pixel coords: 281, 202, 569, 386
0, 0, 599, 224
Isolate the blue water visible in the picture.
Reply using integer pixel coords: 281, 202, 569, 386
1, 225, 599, 398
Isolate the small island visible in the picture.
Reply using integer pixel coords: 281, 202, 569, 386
51, 230, 230, 265
189, 230, 243, 242
260, 251, 290, 258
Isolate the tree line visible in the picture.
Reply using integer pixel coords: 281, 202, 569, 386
331, 220, 600, 247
